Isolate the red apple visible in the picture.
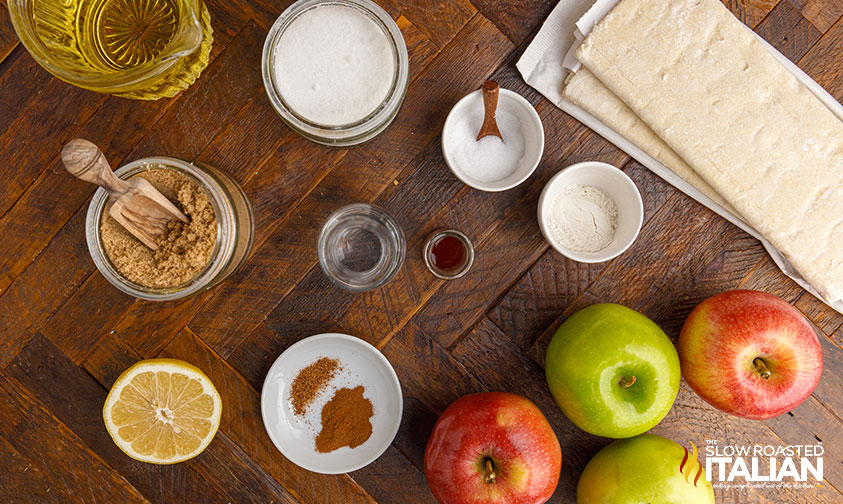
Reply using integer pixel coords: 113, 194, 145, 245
678, 290, 822, 419
424, 392, 561, 504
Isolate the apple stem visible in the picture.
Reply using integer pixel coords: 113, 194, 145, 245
483, 458, 496, 484
618, 375, 637, 388
753, 358, 771, 380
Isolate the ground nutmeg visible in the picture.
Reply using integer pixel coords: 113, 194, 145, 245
290, 357, 341, 416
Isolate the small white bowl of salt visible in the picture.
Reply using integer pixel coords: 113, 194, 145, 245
442, 85, 544, 192
538, 162, 643, 263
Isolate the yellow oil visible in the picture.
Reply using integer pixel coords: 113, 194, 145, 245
29, 0, 213, 99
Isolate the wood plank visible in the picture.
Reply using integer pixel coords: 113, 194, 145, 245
721, 0, 780, 28
228, 136, 464, 388
798, 0, 843, 33
0, 372, 149, 504
127, 21, 267, 161
468, 0, 557, 45
0, 6, 18, 67
350, 446, 436, 504
0, 208, 91, 367
7, 333, 236, 504
488, 160, 673, 350
0, 49, 52, 137
0, 434, 74, 504
41, 274, 135, 364
755, 0, 823, 61
188, 14, 515, 358
383, 321, 486, 412
765, 395, 843, 492
82, 331, 146, 388
737, 254, 805, 302
396, 15, 440, 81
799, 15, 843, 100
811, 328, 843, 419
392, 396, 440, 472
0, 94, 173, 293
383, 0, 476, 48
795, 293, 843, 338
0, 78, 104, 217
160, 328, 379, 504
410, 125, 628, 350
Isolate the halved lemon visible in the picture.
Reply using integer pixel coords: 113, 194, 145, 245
103, 359, 222, 464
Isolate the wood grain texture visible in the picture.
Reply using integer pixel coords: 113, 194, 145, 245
188, 14, 514, 357
0, 0, 841, 502
0, 7, 18, 68
798, 0, 843, 32
755, 0, 823, 61
0, 373, 149, 504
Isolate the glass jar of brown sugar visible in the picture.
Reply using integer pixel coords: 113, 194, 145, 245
85, 157, 254, 301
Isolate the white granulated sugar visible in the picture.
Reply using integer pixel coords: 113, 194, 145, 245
448, 108, 525, 184
273, 5, 396, 126
549, 185, 618, 252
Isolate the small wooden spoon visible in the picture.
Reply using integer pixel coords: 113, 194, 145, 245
476, 80, 503, 141
62, 139, 189, 250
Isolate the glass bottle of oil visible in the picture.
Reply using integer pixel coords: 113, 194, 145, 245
8, 0, 213, 100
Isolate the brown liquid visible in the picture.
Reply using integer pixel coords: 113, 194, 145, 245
431, 235, 466, 271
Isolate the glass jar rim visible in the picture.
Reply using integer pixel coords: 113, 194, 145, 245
261, 0, 409, 146
86, 157, 233, 301
317, 203, 406, 291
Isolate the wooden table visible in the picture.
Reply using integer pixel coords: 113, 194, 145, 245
0, 0, 841, 502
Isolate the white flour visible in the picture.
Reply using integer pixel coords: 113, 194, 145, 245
548, 184, 618, 252
272, 5, 396, 126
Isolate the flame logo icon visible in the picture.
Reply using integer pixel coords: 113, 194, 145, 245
679, 442, 703, 487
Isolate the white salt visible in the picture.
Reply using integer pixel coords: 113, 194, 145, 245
273, 5, 396, 126
448, 107, 526, 184
548, 185, 618, 252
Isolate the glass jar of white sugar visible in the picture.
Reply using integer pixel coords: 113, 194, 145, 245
262, 0, 409, 147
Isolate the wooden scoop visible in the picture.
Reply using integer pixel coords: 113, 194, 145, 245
61, 139, 189, 250
476, 80, 503, 141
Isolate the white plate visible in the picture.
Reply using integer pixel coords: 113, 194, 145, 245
260, 333, 403, 474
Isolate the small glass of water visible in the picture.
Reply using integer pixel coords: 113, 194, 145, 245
317, 203, 405, 291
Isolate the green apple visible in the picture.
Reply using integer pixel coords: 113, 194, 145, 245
545, 303, 680, 438
577, 434, 715, 504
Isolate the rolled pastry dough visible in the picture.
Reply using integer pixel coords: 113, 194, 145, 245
577, 0, 843, 302
562, 68, 740, 216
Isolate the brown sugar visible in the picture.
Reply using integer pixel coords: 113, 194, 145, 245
100, 167, 217, 288
315, 386, 373, 453
290, 357, 341, 416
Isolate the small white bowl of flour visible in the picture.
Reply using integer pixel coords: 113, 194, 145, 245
538, 162, 643, 263
442, 87, 544, 192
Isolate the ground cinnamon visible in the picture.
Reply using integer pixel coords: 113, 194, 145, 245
290, 357, 340, 416
315, 386, 373, 453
